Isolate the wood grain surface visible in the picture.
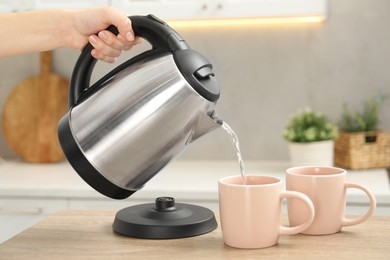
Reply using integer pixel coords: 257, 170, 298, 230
0, 210, 388, 259
2, 51, 69, 163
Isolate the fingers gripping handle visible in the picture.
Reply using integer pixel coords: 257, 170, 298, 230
69, 14, 189, 107
280, 191, 315, 235
342, 182, 376, 226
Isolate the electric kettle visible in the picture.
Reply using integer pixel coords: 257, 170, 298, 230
58, 15, 222, 200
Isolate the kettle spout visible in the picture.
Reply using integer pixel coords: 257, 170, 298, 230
189, 111, 223, 143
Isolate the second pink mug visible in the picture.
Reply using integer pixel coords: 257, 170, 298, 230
286, 166, 376, 235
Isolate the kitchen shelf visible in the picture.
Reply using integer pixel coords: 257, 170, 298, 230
0, 159, 389, 206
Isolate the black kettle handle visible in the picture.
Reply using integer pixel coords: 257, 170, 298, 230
69, 14, 189, 106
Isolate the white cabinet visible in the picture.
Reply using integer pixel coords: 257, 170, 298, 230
20, 0, 109, 10
0, 198, 67, 244
111, 0, 209, 20
0, 0, 110, 12
111, 0, 328, 21
0, 0, 22, 12
1, 0, 327, 21
211, 0, 326, 19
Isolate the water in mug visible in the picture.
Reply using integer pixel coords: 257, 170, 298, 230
221, 121, 247, 184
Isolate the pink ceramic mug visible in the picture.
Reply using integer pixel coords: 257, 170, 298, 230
286, 166, 376, 235
218, 175, 315, 249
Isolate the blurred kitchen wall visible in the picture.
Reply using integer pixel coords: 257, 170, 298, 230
0, 0, 389, 161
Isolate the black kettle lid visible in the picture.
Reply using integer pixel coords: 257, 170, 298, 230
174, 49, 220, 103
112, 197, 217, 239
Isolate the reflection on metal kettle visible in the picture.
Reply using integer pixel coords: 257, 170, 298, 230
58, 15, 222, 199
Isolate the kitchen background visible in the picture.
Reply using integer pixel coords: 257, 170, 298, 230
0, 0, 389, 162
1, 1, 390, 245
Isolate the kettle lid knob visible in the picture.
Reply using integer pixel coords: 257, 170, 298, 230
155, 197, 176, 211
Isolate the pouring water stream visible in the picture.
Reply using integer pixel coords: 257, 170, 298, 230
221, 121, 247, 184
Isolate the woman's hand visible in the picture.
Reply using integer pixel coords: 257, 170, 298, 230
68, 7, 141, 63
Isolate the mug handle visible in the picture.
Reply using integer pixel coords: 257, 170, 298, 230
342, 182, 376, 226
279, 191, 315, 235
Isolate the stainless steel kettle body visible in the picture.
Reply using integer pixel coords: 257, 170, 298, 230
58, 15, 221, 199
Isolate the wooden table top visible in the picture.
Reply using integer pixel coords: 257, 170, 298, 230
0, 210, 389, 259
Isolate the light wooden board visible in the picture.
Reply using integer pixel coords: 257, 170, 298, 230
2, 51, 69, 163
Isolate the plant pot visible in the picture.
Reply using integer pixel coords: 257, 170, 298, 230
334, 130, 390, 169
288, 140, 334, 167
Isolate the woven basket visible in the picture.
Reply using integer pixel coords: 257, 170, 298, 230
334, 130, 390, 169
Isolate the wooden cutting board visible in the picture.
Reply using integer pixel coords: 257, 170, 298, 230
2, 51, 69, 163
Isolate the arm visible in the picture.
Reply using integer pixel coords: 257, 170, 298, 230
0, 7, 138, 63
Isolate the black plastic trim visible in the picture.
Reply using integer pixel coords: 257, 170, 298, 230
173, 49, 220, 102
69, 14, 189, 107
58, 114, 134, 199
75, 49, 170, 105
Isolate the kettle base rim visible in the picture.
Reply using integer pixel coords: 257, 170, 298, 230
112, 197, 218, 239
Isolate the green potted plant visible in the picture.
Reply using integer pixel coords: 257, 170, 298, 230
335, 95, 389, 169
283, 107, 338, 166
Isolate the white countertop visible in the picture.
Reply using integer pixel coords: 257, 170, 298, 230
0, 160, 389, 206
